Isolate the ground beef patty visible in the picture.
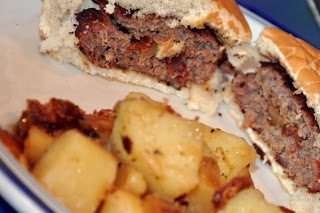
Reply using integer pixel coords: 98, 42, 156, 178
232, 63, 320, 193
75, 6, 222, 89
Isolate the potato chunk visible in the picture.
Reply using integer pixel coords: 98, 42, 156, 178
219, 187, 282, 213
115, 164, 147, 196
32, 130, 117, 213
24, 126, 54, 166
204, 129, 257, 182
111, 93, 204, 200
186, 156, 221, 213
143, 194, 186, 213
101, 190, 143, 213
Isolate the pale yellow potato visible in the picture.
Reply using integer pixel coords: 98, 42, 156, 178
111, 93, 205, 200
23, 126, 54, 166
18, 155, 30, 170
101, 190, 143, 213
115, 164, 147, 196
143, 194, 186, 213
187, 183, 216, 213
218, 187, 282, 213
186, 156, 221, 213
32, 130, 117, 213
204, 129, 258, 183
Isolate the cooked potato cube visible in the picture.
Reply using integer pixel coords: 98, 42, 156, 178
111, 93, 205, 200
143, 194, 186, 213
219, 187, 282, 213
187, 183, 215, 213
32, 130, 117, 213
186, 156, 221, 213
0, 129, 28, 169
24, 126, 54, 165
204, 129, 257, 182
115, 164, 147, 196
0, 128, 23, 158
101, 190, 143, 213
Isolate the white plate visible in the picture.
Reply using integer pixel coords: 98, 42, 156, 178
0, 1, 291, 212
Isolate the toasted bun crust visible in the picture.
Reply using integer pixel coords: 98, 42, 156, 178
105, 0, 251, 46
40, 0, 227, 115
257, 27, 320, 124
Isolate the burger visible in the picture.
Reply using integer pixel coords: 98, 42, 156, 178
225, 26, 320, 213
39, 0, 251, 115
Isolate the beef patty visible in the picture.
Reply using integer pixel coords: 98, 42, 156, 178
75, 5, 222, 89
232, 63, 320, 193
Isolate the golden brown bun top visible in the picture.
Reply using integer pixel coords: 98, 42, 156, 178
257, 26, 320, 122
213, 0, 252, 42
104, 0, 252, 45
200, 0, 252, 45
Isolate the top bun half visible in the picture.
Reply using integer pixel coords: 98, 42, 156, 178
257, 26, 320, 124
104, 0, 252, 45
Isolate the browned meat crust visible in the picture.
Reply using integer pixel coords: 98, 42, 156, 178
75, 7, 222, 89
232, 63, 320, 193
